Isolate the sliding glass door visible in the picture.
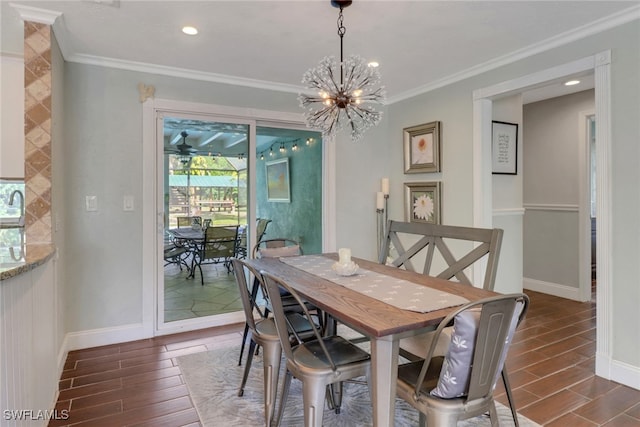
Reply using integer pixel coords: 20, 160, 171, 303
160, 115, 250, 329
155, 111, 323, 333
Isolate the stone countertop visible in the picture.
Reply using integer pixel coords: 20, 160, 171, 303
0, 244, 56, 281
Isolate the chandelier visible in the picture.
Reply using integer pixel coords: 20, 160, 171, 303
299, 0, 385, 141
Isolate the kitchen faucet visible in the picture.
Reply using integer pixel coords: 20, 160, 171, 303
9, 189, 25, 227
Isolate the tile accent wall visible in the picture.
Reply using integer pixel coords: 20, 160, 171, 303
24, 21, 52, 244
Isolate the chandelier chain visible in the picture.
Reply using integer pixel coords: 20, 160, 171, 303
337, 6, 346, 83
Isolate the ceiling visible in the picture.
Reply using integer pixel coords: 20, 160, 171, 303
3, 1, 638, 155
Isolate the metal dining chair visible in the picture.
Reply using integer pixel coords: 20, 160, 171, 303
396, 293, 529, 427
238, 238, 304, 366
231, 258, 315, 426
262, 271, 371, 427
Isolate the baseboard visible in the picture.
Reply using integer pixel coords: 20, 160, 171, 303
596, 352, 640, 391
63, 322, 152, 352
523, 277, 582, 301
611, 359, 640, 390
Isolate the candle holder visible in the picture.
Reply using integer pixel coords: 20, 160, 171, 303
376, 207, 385, 260
384, 194, 389, 234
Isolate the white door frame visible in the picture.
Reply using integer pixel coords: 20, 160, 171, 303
142, 98, 334, 335
472, 51, 612, 380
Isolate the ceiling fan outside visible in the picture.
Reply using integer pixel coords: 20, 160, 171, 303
174, 131, 197, 155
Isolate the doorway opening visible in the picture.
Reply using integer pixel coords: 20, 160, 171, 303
472, 51, 612, 381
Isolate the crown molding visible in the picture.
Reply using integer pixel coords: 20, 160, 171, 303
387, 4, 640, 104
66, 52, 305, 95
37, 3, 640, 102
10, 3, 62, 24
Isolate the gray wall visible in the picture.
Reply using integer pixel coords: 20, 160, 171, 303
523, 90, 595, 289
62, 62, 303, 331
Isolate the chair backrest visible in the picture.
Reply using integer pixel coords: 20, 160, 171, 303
416, 293, 529, 402
203, 225, 239, 260
252, 238, 302, 259
256, 218, 272, 241
231, 258, 264, 334
380, 220, 503, 290
262, 272, 337, 371
177, 216, 201, 228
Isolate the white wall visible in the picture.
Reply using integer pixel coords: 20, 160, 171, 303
492, 95, 524, 294
523, 90, 595, 295
0, 54, 25, 178
1, 259, 61, 426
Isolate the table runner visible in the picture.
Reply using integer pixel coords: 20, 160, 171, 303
280, 255, 469, 313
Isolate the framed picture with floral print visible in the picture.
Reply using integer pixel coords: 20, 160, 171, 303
403, 121, 441, 173
404, 181, 441, 224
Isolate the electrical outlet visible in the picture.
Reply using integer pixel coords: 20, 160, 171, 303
123, 195, 134, 211
85, 195, 98, 212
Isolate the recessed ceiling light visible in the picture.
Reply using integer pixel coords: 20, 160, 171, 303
182, 26, 198, 36
564, 80, 580, 86
368, 61, 379, 68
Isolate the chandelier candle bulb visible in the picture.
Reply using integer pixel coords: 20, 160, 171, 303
376, 192, 384, 210
381, 178, 389, 195
338, 248, 352, 264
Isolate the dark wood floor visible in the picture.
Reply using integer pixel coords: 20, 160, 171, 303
49, 290, 640, 426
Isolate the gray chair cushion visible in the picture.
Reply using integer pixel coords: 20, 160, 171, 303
430, 309, 480, 398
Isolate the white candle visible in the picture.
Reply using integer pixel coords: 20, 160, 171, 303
376, 192, 384, 210
381, 178, 390, 195
338, 248, 351, 264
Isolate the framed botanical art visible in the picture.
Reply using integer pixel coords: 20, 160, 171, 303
492, 121, 518, 174
405, 182, 441, 224
265, 158, 290, 202
403, 121, 441, 173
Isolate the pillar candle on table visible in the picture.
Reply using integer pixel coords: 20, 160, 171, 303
338, 248, 351, 264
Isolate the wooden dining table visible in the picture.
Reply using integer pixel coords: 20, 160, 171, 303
245, 253, 497, 427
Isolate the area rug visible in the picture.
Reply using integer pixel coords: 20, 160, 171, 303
177, 341, 541, 427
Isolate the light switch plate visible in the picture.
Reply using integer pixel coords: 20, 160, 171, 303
123, 195, 134, 211
86, 195, 98, 212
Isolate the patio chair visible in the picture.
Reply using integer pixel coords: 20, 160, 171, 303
176, 216, 201, 228
234, 218, 271, 259
163, 231, 190, 271
191, 225, 239, 285
396, 293, 529, 427
262, 271, 371, 427
251, 237, 302, 258
163, 243, 190, 270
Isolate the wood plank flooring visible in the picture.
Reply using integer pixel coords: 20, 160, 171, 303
50, 290, 640, 426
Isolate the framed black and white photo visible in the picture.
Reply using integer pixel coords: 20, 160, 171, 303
492, 121, 518, 175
